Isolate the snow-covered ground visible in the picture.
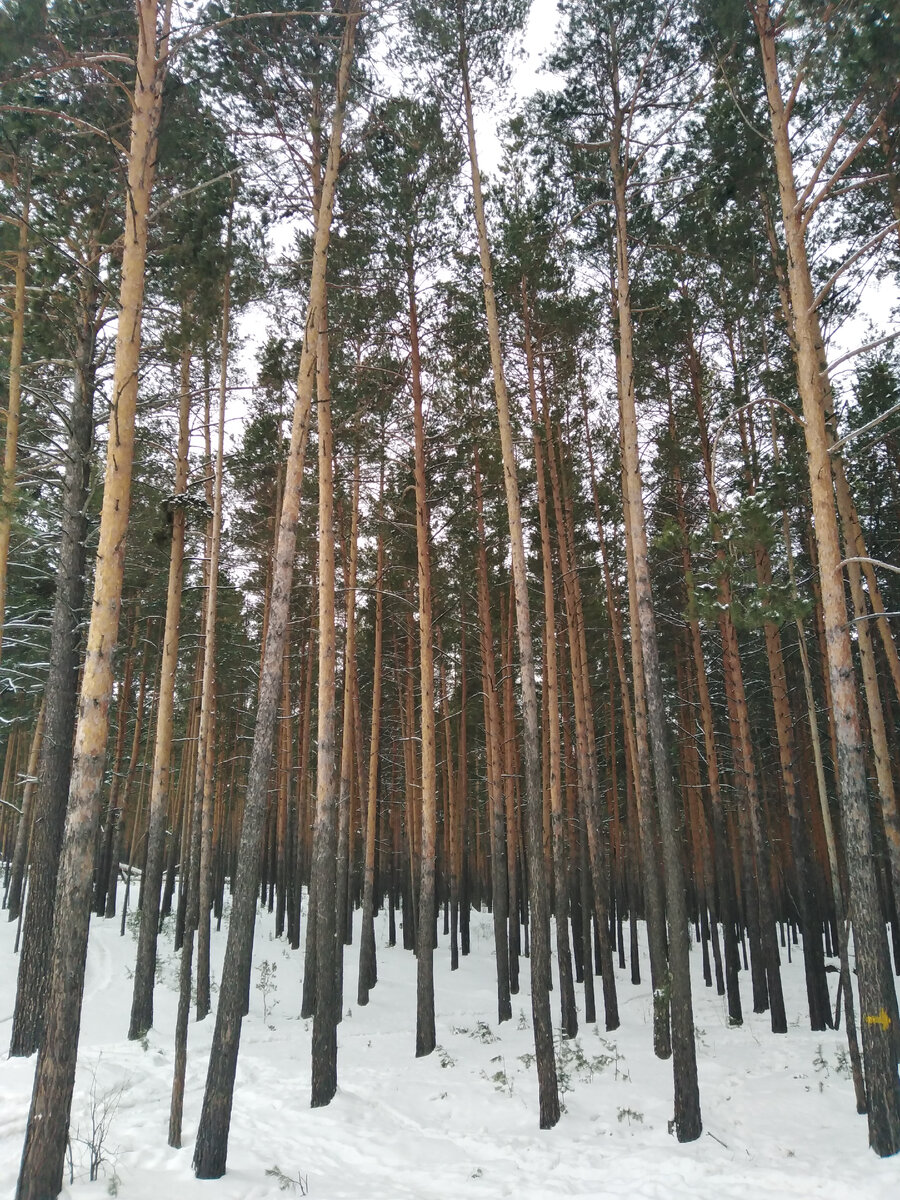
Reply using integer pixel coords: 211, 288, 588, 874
2, 890, 899, 1199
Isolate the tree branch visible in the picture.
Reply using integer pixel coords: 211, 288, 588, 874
839, 556, 900, 577
0, 106, 128, 157
811, 220, 900, 311
826, 329, 900, 375
829, 395, 900, 453
802, 94, 898, 228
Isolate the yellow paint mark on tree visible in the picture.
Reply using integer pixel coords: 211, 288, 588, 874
864, 1009, 892, 1031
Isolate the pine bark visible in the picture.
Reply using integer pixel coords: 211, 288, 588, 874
197, 247, 232, 1020
0, 179, 29, 661
358, 468, 385, 1005
609, 70, 701, 1138
335, 458, 359, 1010
310, 292, 340, 1105
5, 698, 45, 924
409, 264, 438, 1056
754, 0, 900, 1153
192, 8, 359, 1174
16, 4, 166, 1191
128, 335, 190, 1038
671, 453, 743, 1026
473, 456, 512, 1024
523, 283, 576, 1038
459, 14, 559, 1128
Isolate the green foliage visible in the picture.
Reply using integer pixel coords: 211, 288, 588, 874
403, 0, 529, 97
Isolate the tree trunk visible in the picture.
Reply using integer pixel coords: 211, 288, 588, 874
770, 410, 866, 1109
554, 423, 620, 1031
197, 247, 232, 1020
691, 347, 785, 1030
473, 456, 512, 1024
16, 4, 167, 1192
335, 457, 359, 1013
358, 465, 385, 1005
609, 72, 701, 1139
105, 629, 150, 918
128, 330, 191, 1039
0, 178, 29, 661
523, 282, 576, 1039
754, 0, 900, 1153
409, 263, 438, 1057
170, 252, 229, 1147
5, 698, 45, 924
310, 291, 340, 1105
192, 8, 359, 1175
673, 481, 743, 1026
96, 609, 137, 916
459, 16, 559, 1128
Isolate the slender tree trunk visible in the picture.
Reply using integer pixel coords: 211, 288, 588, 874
358, 466, 385, 1005
473, 456, 512, 1024
96, 610, 137, 915
500, 586, 520, 996
5, 698, 45, 923
121, 666, 157, 934
554, 423, 620, 1030
105, 629, 150, 917
671, 450, 743, 1026
754, 0, 900, 1153
522, 283, 576, 1038
770, 411, 866, 1109
16, 5, 168, 1192
752, 529, 831, 1030
459, 18, 559, 1128
169, 254, 229, 1147
129, 330, 191, 1038
0, 178, 29, 661
456, 610, 469, 959
335, 457, 359, 1013
192, 8, 359, 1175
691, 348, 784, 1029
310, 292, 340, 1104
408, 263, 438, 1056
196, 250, 231, 1020
609, 68, 700, 1138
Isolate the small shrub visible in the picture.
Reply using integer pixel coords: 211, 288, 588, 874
71, 1059, 127, 1184
473, 1020, 497, 1044
437, 1045, 456, 1069
256, 959, 279, 1025
482, 1055, 513, 1096
266, 1165, 308, 1194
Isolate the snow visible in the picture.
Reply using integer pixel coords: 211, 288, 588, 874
2, 892, 899, 1199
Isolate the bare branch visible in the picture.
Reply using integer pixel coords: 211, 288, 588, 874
784, 61, 807, 123
839, 556, 900, 576
0, 106, 128, 157
802, 95, 898, 228
829, 395, 900, 453
709, 396, 804, 508
148, 167, 242, 220
826, 329, 900, 375
811, 220, 900, 311
168, 7, 347, 58
624, 0, 674, 159
796, 83, 869, 216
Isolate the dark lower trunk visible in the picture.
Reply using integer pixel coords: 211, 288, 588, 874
9, 307, 94, 1058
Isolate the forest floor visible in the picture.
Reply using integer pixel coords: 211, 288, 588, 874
2, 888, 899, 1199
